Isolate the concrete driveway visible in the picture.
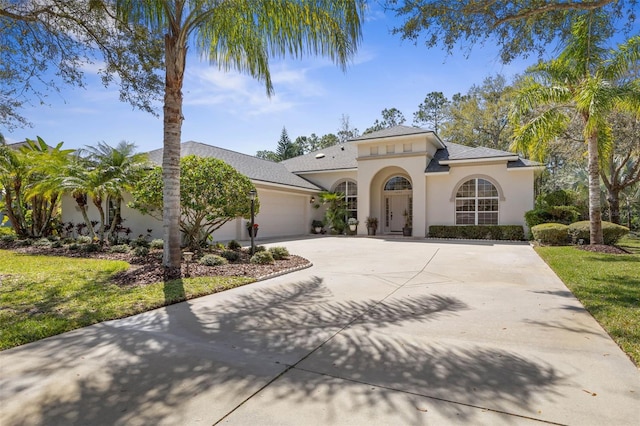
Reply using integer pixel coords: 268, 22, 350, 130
1, 237, 638, 425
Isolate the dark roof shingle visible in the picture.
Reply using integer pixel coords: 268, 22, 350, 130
281, 142, 358, 173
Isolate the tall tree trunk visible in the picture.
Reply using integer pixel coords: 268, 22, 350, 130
74, 194, 96, 239
92, 196, 106, 242
607, 190, 621, 225
162, 34, 186, 268
587, 132, 604, 244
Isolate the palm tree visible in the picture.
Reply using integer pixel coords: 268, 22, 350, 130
115, 0, 364, 268
79, 141, 148, 237
511, 13, 640, 244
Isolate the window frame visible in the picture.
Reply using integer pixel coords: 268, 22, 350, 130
454, 178, 499, 225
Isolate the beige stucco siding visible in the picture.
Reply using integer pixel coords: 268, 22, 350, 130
425, 163, 535, 232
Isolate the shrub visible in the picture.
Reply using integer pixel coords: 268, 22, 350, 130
81, 243, 101, 253
130, 236, 150, 249
428, 225, 524, 240
568, 221, 630, 245
531, 223, 570, 245
0, 227, 15, 237
269, 246, 290, 260
227, 240, 241, 251
76, 235, 92, 244
220, 250, 240, 262
250, 251, 274, 264
150, 239, 164, 249
254, 245, 266, 253
109, 244, 130, 253
1, 234, 16, 243
68, 243, 80, 251
32, 238, 52, 247
16, 239, 33, 247
51, 240, 63, 249
198, 254, 228, 266
132, 246, 149, 257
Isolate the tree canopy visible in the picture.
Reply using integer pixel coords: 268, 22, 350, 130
388, 0, 636, 63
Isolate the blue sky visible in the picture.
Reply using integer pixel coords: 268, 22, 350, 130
0, 6, 583, 156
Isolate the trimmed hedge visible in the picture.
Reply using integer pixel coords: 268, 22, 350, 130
531, 223, 570, 245
428, 225, 525, 241
568, 221, 629, 245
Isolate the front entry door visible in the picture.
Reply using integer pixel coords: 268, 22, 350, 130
386, 195, 409, 232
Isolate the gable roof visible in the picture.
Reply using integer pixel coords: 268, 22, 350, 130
281, 141, 358, 173
350, 125, 439, 142
146, 141, 320, 191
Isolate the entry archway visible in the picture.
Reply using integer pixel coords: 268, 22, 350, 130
383, 176, 412, 233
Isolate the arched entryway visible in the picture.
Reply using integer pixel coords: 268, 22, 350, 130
383, 176, 412, 233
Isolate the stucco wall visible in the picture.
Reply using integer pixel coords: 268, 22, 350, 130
425, 163, 535, 232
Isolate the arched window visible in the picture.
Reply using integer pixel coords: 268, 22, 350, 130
334, 180, 357, 219
384, 176, 412, 191
455, 178, 499, 225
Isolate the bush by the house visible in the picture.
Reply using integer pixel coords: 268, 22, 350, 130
1, 234, 16, 243
109, 244, 130, 253
269, 246, 289, 260
132, 246, 149, 257
568, 221, 629, 245
130, 236, 150, 249
531, 223, 570, 245
250, 251, 274, 264
254, 245, 266, 253
428, 225, 525, 240
525, 189, 582, 229
227, 240, 241, 251
32, 238, 52, 248
220, 250, 240, 262
150, 239, 164, 249
199, 254, 228, 266
76, 235, 92, 244
82, 243, 101, 253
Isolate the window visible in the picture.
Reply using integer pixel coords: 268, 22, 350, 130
384, 176, 412, 191
455, 178, 498, 225
334, 180, 357, 219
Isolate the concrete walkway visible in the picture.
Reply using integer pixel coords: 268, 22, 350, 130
1, 237, 638, 425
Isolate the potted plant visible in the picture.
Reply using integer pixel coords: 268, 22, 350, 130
402, 209, 412, 237
246, 222, 259, 238
347, 217, 359, 232
365, 217, 378, 235
312, 219, 324, 234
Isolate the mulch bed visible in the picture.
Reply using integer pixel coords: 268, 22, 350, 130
575, 244, 631, 255
0, 242, 311, 286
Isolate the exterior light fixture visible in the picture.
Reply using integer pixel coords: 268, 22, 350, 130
249, 189, 257, 255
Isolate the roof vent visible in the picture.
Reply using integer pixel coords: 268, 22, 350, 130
315, 153, 325, 159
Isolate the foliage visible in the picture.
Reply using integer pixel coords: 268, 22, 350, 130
150, 239, 164, 250
220, 250, 240, 262
510, 14, 640, 245
0, 1, 164, 129
531, 223, 570, 245
250, 251, 274, 265
525, 206, 580, 229
268, 246, 290, 260
254, 245, 267, 253
364, 108, 406, 134
319, 191, 347, 234
132, 246, 149, 257
347, 217, 359, 226
109, 244, 130, 254
388, 0, 636, 63
257, 127, 303, 161
441, 75, 514, 150
365, 217, 378, 228
0, 250, 252, 350
413, 92, 449, 134
0, 137, 72, 238
227, 240, 241, 251
312, 219, 324, 228
337, 114, 360, 143
130, 236, 150, 249
536, 243, 640, 365
428, 225, 525, 240
130, 155, 257, 249
568, 221, 629, 245
198, 254, 228, 267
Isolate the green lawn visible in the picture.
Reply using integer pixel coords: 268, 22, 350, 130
0, 250, 254, 350
535, 235, 640, 366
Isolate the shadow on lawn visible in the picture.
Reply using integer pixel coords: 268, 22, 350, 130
0, 277, 564, 425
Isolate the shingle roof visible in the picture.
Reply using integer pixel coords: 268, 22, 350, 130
425, 142, 542, 173
146, 141, 320, 191
350, 125, 436, 141
281, 142, 358, 173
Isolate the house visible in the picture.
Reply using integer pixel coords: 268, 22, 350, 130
60, 126, 541, 240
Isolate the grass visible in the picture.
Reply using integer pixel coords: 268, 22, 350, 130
0, 250, 254, 350
535, 234, 640, 365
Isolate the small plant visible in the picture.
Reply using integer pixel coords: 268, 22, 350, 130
312, 219, 324, 228
130, 236, 150, 249
76, 235, 92, 244
227, 240, 241, 251
51, 240, 63, 249
81, 243, 101, 253
250, 251, 274, 264
213, 242, 225, 250
16, 239, 33, 247
150, 239, 164, 250
220, 250, 240, 262
365, 217, 378, 228
109, 244, 131, 253
254, 245, 266, 252
1, 234, 16, 243
68, 243, 80, 251
347, 217, 359, 226
198, 254, 228, 266
132, 246, 149, 257
32, 238, 52, 248
269, 246, 289, 260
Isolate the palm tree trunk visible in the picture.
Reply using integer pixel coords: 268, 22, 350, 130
587, 133, 604, 244
162, 34, 186, 268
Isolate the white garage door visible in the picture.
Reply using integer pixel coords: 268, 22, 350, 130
257, 192, 307, 238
